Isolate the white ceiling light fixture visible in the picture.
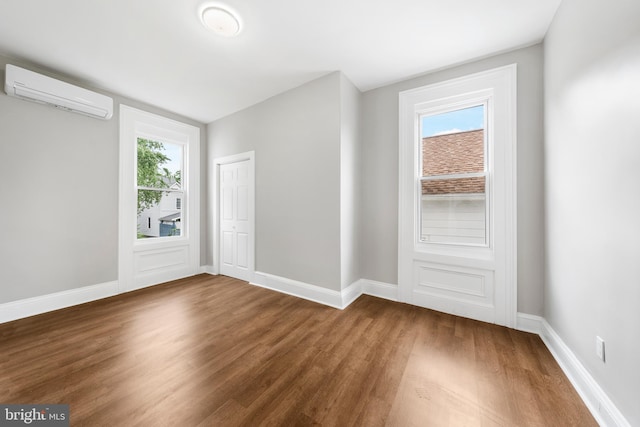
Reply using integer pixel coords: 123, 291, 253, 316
200, 4, 242, 37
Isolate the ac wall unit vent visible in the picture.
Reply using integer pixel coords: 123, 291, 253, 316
4, 64, 113, 120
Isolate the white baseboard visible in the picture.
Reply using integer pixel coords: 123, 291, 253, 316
0, 281, 119, 324
250, 274, 401, 310
200, 265, 218, 275
0, 266, 214, 324
341, 280, 363, 308
540, 320, 630, 427
514, 313, 629, 426
0, 273, 394, 324
516, 312, 543, 334
360, 279, 399, 301
251, 271, 346, 309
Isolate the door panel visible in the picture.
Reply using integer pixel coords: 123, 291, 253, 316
219, 160, 252, 281
222, 231, 234, 265
416, 264, 489, 297
237, 186, 248, 221
222, 187, 233, 220
237, 233, 249, 268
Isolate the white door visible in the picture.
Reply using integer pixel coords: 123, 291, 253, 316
219, 160, 252, 281
398, 65, 517, 327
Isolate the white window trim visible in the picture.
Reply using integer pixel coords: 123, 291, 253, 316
119, 105, 200, 292
398, 64, 517, 327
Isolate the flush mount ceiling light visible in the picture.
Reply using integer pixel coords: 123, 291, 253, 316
200, 5, 242, 37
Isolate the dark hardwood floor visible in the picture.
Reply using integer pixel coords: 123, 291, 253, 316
0, 274, 596, 426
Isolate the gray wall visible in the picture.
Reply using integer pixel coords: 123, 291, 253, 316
339, 74, 362, 288
544, 0, 640, 424
207, 72, 343, 291
0, 54, 207, 304
361, 44, 545, 315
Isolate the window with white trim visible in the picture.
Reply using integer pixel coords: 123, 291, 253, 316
119, 105, 200, 293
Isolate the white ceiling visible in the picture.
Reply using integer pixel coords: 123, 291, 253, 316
0, 0, 561, 123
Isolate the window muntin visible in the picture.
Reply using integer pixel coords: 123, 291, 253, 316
419, 104, 488, 246
136, 138, 184, 239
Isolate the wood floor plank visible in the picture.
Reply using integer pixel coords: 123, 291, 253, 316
0, 274, 597, 426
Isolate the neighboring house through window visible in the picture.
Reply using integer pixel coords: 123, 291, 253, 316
136, 139, 184, 238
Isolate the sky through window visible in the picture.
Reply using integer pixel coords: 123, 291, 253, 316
421, 105, 484, 138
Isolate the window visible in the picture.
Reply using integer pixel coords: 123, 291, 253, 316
119, 105, 200, 293
398, 65, 517, 326
136, 138, 184, 239
419, 104, 488, 245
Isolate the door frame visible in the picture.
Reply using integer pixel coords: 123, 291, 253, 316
212, 151, 255, 280
398, 65, 517, 327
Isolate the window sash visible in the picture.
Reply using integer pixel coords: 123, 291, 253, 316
136, 186, 183, 192
420, 171, 486, 182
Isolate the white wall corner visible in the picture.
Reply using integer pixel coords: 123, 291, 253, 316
0, 281, 119, 324
200, 265, 218, 275
341, 280, 363, 309
516, 312, 543, 335
361, 279, 399, 302
251, 271, 344, 309
540, 320, 631, 427
247, 275, 394, 311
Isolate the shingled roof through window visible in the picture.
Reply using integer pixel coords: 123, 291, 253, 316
421, 129, 485, 195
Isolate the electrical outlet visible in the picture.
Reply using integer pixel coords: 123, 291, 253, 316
596, 336, 605, 362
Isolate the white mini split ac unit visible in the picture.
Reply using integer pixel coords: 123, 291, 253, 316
4, 64, 113, 120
